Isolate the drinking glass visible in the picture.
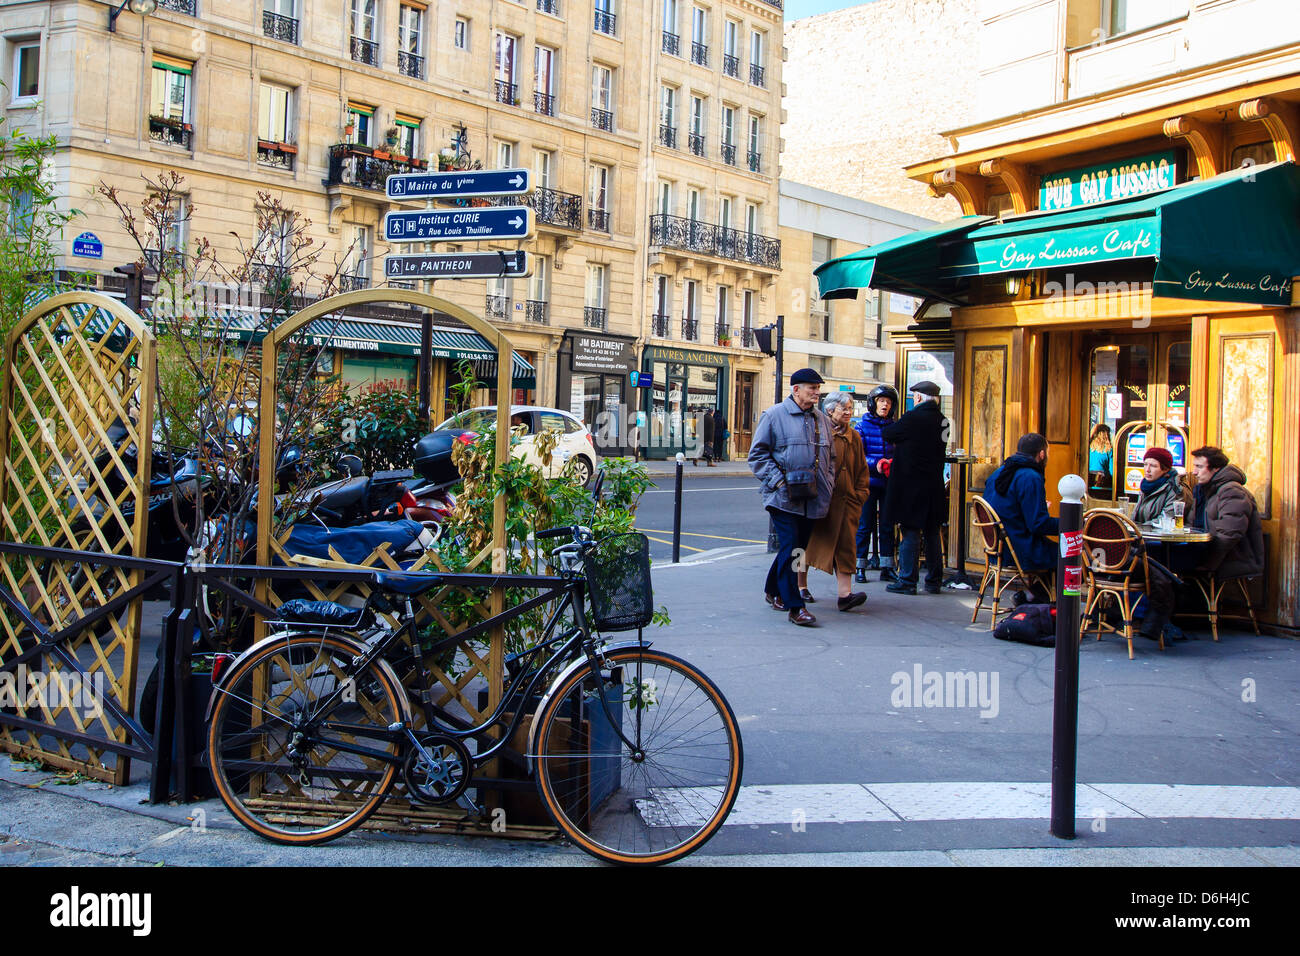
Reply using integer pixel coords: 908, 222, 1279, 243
1173, 501, 1185, 530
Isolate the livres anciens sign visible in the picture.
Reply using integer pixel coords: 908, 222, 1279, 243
1039, 150, 1179, 211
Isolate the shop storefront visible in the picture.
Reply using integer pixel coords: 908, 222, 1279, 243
555, 331, 637, 458
641, 345, 730, 460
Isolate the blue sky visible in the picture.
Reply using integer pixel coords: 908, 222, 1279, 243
784, 0, 877, 23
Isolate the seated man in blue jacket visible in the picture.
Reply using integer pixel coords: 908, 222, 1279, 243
982, 433, 1059, 579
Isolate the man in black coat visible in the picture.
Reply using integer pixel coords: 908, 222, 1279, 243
882, 381, 948, 595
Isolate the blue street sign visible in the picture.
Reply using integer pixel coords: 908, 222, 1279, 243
384, 250, 530, 280
72, 232, 103, 258
386, 167, 531, 200
384, 206, 533, 243
634, 373, 654, 388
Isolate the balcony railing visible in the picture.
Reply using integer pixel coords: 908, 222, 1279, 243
485, 294, 510, 319
659, 124, 677, 148
714, 323, 731, 346
526, 300, 549, 324
688, 132, 705, 157
741, 326, 755, 348
495, 80, 518, 105
682, 317, 699, 341
690, 42, 709, 66
340, 273, 370, 291
512, 186, 582, 230
651, 313, 671, 337
720, 143, 736, 166
588, 207, 610, 232
649, 214, 782, 269
257, 140, 296, 171
537, 0, 560, 14
594, 10, 616, 35
148, 116, 192, 149
591, 107, 613, 131
262, 11, 299, 44
398, 51, 424, 79
662, 31, 679, 55
351, 36, 379, 66
145, 248, 185, 274
750, 63, 766, 87
759, 0, 782, 8
534, 91, 555, 115
722, 54, 739, 78
584, 306, 607, 330
326, 144, 428, 191
747, 149, 762, 173
158, 0, 196, 14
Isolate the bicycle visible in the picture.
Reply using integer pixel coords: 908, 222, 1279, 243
204, 526, 743, 865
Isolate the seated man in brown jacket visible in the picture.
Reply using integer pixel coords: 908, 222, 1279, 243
1190, 446, 1265, 580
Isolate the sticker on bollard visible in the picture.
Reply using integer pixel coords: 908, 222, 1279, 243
1060, 531, 1083, 558
1062, 565, 1081, 597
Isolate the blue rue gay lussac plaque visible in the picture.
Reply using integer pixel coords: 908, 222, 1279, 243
72, 232, 103, 258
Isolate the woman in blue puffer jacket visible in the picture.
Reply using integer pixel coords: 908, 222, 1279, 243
854, 384, 898, 581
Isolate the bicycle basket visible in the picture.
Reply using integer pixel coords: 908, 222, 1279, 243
584, 532, 654, 632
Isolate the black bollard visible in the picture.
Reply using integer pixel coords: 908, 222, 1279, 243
672, 452, 684, 564
1050, 474, 1086, 839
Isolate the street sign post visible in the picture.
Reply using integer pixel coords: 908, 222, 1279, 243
384, 206, 534, 243
384, 250, 531, 281
386, 168, 531, 200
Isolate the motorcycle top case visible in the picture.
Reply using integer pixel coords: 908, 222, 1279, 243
413, 430, 469, 484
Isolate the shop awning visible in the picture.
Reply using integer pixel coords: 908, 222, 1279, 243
939, 160, 1300, 306
814, 215, 990, 302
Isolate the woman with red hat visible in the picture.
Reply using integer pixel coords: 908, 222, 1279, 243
1133, 446, 1191, 524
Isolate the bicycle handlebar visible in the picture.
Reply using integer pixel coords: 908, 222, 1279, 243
536, 525, 594, 543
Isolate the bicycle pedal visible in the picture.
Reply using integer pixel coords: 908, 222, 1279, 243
457, 791, 483, 820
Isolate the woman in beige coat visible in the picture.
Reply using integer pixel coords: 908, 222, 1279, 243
798, 391, 872, 610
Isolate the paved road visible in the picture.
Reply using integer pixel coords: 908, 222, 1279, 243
634, 473, 769, 561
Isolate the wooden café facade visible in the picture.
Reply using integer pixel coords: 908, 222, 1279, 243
816, 86, 1300, 634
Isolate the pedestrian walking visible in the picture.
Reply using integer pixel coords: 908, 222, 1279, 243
797, 391, 870, 610
712, 408, 728, 464
748, 368, 836, 626
882, 381, 948, 595
698, 407, 715, 466
854, 384, 898, 582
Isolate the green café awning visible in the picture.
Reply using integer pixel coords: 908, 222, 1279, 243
814, 215, 990, 302
939, 160, 1300, 306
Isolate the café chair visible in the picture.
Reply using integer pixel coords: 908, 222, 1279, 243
969, 495, 1054, 629
1186, 572, 1261, 642
1079, 509, 1159, 659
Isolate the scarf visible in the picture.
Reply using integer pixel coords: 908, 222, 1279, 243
993, 453, 1041, 498
1139, 473, 1172, 497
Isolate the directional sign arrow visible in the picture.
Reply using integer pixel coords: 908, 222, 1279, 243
384, 205, 535, 243
384, 251, 532, 280
386, 167, 532, 200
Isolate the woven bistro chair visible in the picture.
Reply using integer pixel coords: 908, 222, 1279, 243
969, 495, 1054, 629
1185, 572, 1261, 642
1079, 509, 1158, 659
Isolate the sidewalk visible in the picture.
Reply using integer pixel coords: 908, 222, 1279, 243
635, 457, 753, 479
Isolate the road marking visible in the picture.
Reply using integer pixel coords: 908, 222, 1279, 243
640, 533, 704, 552
636, 529, 767, 544
641, 782, 1300, 826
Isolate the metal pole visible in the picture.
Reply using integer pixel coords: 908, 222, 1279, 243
418, 310, 433, 425
768, 315, 785, 552
672, 452, 684, 563
1050, 473, 1085, 839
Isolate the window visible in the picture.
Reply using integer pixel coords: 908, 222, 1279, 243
658, 181, 672, 216
529, 256, 550, 303
497, 141, 514, 169
721, 105, 736, 164
148, 194, 188, 272
745, 202, 759, 234
594, 0, 616, 36
486, 275, 512, 318
454, 17, 469, 50
534, 45, 555, 114
11, 40, 38, 101
749, 30, 765, 86
692, 7, 707, 44
255, 207, 294, 271
263, 0, 300, 44
689, 94, 705, 155
258, 83, 292, 143
495, 33, 518, 103
742, 289, 755, 342
6, 189, 32, 233
149, 57, 193, 148
747, 114, 762, 171
716, 285, 730, 331
722, 19, 739, 77
683, 279, 699, 338
394, 115, 419, 159
398, 4, 424, 78
655, 274, 671, 315
586, 264, 606, 307
343, 225, 371, 286
535, 149, 553, 188
663, 0, 679, 48
718, 196, 732, 229
351, 0, 376, 40
347, 103, 373, 145
811, 235, 832, 341
588, 163, 610, 230
1104, 0, 1188, 37
591, 65, 613, 130
661, 85, 676, 127
688, 188, 701, 221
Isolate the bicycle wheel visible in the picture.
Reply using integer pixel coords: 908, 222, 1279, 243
206, 632, 404, 845
533, 646, 743, 865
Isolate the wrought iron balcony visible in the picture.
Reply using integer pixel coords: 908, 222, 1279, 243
398, 51, 424, 79
326, 144, 428, 191
594, 10, 616, 35
588, 207, 610, 232
145, 248, 185, 273
720, 143, 736, 166
682, 317, 699, 341
759, 0, 782, 7
534, 91, 555, 115
688, 132, 705, 157
649, 214, 782, 269
714, 323, 732, 346
662, 31, 680, 55
584, 306, 607, 330
257, 140, 296, 171
659, 124, 677, 148
591, 107, 613, 131
651, 313, 671, 337
723, 54, 739, 78
511, 186, 582, 230
750, 63, 766, 87
158, 0, 196, 14
485, 294, 510, 319
148, 116, 192, 149
741, 327, 756, 348
495, 80, 518, 105
691, 42, 708, 66
537, 0, 560, 14
747, 149, 762, 173
262, 11, 298, 44
340, 273, 370, 291
525, 300, 549, 324
351, 36, 379, 66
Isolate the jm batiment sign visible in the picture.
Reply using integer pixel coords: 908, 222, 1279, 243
571, 334, 636, 374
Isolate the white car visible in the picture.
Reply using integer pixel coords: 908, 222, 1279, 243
434, 405, 601, 486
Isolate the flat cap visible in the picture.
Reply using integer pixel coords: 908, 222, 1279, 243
790, 367, 824, 385
909, 380, 941, 397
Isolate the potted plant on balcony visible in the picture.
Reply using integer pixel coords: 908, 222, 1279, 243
385, 126, 399, 147
717, 330, 732, 347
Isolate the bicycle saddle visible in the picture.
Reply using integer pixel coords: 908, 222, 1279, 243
374, 570, 443, 595
274, 599, 366, 628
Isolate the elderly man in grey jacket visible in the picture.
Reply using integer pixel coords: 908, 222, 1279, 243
748, 368, 836, 626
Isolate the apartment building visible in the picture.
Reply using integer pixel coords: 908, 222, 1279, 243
3, 0, 782, 455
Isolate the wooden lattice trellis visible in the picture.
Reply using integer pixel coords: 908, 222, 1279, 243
0, 293, 156, 784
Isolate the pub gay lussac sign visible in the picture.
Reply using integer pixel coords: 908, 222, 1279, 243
1040, 151, 1178, 211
